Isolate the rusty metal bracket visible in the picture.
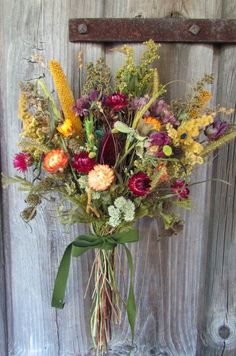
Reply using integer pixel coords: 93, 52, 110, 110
69, 18, 236, 44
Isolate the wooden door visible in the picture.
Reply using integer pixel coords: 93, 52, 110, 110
0, 0, 235, 355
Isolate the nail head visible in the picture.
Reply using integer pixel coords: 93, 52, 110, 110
189, 24, 201, 35
78, 23, 88, 34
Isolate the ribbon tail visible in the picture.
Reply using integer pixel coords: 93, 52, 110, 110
124, 245, 136, 343
51, 243, 73, 309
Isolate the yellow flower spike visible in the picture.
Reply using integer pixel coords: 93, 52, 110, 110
198, 90, 212, 107
49, 60, 82, 137
18, 92, 27, 119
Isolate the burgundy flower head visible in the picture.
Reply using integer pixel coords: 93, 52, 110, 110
204, 120, 229, 141
105, 93, 128, 111
88, 89, 99, 102
72, 151, 96, 173
171, 179, 190, 200
13, 152, 32, 172
99, 132, 122, 166
128, 172, 151, 196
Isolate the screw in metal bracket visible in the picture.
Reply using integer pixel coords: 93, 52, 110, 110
78, 23, 88, 34
188, 24, 201, 35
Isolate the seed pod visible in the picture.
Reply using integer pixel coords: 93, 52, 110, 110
21, 207, 37, 222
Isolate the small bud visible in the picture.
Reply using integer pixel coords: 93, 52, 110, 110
89, 152, 96, 159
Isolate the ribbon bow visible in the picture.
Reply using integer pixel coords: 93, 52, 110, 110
51, 228, 139, 340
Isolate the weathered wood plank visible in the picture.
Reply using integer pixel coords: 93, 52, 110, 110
0, 0, 236, 355
104, 1, 222, 355
0, 1, 10, 354
1, 0, 104, 355
196, 1, 236, 355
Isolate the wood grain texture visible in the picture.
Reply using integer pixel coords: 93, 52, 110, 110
1, 0, 104, 355
105, 1, 223, 355
0, 0, 235, 355
0, 0, 9, 353
196, 1, 236, 355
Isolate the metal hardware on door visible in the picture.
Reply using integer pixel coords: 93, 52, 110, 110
69, 18, 236, 44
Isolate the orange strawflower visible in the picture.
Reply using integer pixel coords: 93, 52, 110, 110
144, 116, 162, 131
43, 149, 69, 173
156, 163, 169, 183
88, 165, 115, 191
49, 60, 82, 137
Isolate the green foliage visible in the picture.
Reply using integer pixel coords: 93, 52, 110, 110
83, 58, 111, 95
115, 40, 161, 96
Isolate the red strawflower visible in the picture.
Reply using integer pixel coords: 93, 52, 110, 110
13, 152, 32, 172
171, 179, 190, 200
72, 151, 96, 173
105, 93, 128, 111
128, 172, 151, 196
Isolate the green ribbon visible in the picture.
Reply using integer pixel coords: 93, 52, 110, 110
51, 228, 139, 340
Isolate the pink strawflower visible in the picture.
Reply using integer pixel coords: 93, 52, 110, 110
128, 172, 151, 196
13, 152, 32, 172
171, 179, 190, 200
204, 120, 229, 140
146, 132, 171, 157
105, 93, 128, 111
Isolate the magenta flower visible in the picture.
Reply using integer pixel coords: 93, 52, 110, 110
146, 132, 171, 157
128, 172, 151, 196
204, 120, 229, 140
130, 96, 150, 113
74, 95, 90, 116
72, 152, 96, 173
88, 89, 99, 102
13, 152, 32, 172
171, 179, 190, 200
149, 99, 179, 126
105, 93, 128, 111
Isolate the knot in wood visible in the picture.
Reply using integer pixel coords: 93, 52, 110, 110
219, 325, 231, 340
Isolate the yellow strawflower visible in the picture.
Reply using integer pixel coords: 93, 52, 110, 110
57, 119, 74, 137
49, 60, 82, 137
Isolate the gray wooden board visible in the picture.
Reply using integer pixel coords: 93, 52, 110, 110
0, 0, 235, 355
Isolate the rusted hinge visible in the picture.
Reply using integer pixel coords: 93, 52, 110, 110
69, 18, 236, 44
